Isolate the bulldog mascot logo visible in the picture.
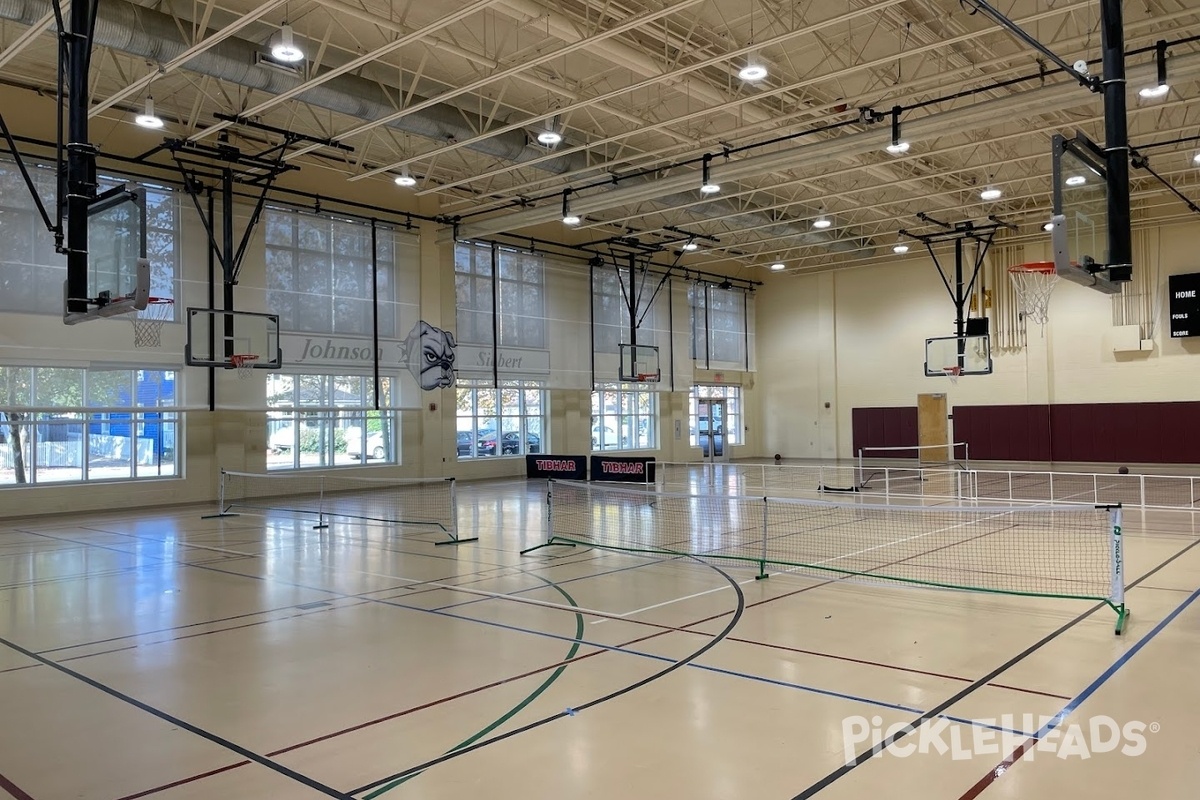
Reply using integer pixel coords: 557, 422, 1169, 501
403, 321, 457, 390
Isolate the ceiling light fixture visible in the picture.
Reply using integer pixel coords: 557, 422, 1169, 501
271, 23, 305, 63
1139, 40, 1170, 98
886, 105, 909, 155
394, 168, 416, 188
1194, 152, 1200, 165
893, 243, 909, 254
700, 153, 721, 195
681, 242, 699, 251
134, 96, 164, 129
812, 212, 832, 229
537, 114, 564, 146
738, 56, 768, 82
1065, 175, 1087, 186
1043, 222, 1055, 232
980, 186, 1003, 201
561, 188, 581, 225
770, 262, 785, 271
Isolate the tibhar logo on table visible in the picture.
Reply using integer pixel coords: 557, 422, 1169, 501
842, 715, 1157, 764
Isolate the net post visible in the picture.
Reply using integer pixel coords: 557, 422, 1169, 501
857, 448, 863, 487
201, 468, 239, 518
964, 442, 970, 471
1048, 473, 1055, 504
520, 478, 574, 554
1108, 505, 1128, 635
313, 476, 329, 530
755, 495, 770, 580
434, 477, 478, 544
1140, 474, 1146, 508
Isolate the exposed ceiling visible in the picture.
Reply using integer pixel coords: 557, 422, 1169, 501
1, 0, 1198, 275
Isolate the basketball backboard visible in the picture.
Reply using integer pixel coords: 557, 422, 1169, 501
185, 308, 282, 369
619, 343, 661, 382
924, 334, 992, 377
87, 185, 147, 300
64, 186, 151, 324
1050, 133, 1123, 294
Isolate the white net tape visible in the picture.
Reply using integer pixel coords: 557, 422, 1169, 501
129, 300, 174, 348
1009, 267, 1059, 327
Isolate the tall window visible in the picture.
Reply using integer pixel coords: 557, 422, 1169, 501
455, 243, 546, 348
689, 384, 742, 448
691, 283, 749, 367
456, 381, 545, 459
266, 373, 396, 470
591, 383, 656, 451
0, 366, 178, 486
264, 208, 396, 337
0, 161, 178, 316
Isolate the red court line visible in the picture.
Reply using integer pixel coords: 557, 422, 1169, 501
727, 638, 1071, 701
0, 771, 35, 800
116, 577, 833, 798
956, 738, 1034, 800
115, 762, 251, 800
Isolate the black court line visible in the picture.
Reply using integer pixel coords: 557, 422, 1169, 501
789, 534, 1200, 799
0, 634, 354, 800
348, 559, 747, 796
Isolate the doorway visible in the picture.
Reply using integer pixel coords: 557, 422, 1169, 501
698, 399, 728, 462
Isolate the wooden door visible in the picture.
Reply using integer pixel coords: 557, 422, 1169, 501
917, 393, 948, 463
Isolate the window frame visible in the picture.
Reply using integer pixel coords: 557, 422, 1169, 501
455, 380, 546, 460
0, 366, 180, 487
590, 382, 657, 452
265, 372, 398, 471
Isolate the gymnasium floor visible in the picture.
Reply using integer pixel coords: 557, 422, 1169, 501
1, 476, 1198, 799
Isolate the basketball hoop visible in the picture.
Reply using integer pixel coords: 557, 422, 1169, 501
636, 373, 659, 383
129, 297, 174, 348
1008, 262, 1060, 328
230, 354, 260, 378
941, 366, 962, 385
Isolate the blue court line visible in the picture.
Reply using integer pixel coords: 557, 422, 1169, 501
24, 526, 1029, 737
384, 593, 1032, 736
1030, 585, 1200, 744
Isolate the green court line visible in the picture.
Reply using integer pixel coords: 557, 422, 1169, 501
363, 575, 585, 798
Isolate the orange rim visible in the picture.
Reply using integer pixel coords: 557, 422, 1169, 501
1009, 261, 1056, 274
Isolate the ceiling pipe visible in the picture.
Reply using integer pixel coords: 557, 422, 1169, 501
452, 49, 1200, 241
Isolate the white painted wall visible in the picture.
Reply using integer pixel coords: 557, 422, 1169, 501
755, 218, 1200, 459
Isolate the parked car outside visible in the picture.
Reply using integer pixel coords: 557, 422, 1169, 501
346, 428, 386, 459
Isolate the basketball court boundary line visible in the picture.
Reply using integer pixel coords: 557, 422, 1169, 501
956, 583, 1200, 799
788, 533, 1200, 799
0, 634, 355, 800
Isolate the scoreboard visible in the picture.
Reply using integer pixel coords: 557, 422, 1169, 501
1169, 272, 1200, 338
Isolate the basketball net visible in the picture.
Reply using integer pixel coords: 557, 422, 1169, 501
1008, 263, 1059, 328
942, 366, 961, 385
230, 354, 259, 379
129, 298, 174, 348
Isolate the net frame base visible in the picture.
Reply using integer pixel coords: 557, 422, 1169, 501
527, 480, 1128, 635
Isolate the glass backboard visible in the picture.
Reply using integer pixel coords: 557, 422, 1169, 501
87, 186, 147, 300
185, 308, 282, 369
924, 334, 992, 377
1050, 133, 1122, 294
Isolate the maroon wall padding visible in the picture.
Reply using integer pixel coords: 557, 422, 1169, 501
852, 407, 918, 454
952, 404, 1051, 461
953, 402, 1200, 463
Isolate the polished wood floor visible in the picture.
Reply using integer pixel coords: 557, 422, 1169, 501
1, 477, 1198, 799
